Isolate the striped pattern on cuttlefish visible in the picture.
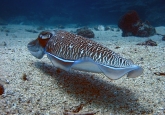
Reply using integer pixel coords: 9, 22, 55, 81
27, 30, 143, 80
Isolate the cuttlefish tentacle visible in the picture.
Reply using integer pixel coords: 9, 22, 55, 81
27, 30, 143, 80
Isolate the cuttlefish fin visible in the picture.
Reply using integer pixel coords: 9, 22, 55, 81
127, 66, 143, 78
99, 64, 143, 80
71, 57, 102, 73
72, 57, 142, 80
46, 54, 102, 73
46, 52, 143, 80
46, 52, 74, 71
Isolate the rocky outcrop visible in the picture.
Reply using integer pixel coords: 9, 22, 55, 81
136, 39, 157, 46
118, 11, 156, 37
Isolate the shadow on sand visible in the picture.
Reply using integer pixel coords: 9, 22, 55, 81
34, 62, 152, 114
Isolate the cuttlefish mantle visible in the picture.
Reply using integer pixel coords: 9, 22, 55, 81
27, 30, 143, 80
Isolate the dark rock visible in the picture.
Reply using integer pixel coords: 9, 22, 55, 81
115, 46, 120, 49
136, 39, 157, 46
162, 36, 165, 41
118, 11, 156, 37
57, 25, 65, 29
105, 26, 110, 31
22, 73, 28, 81
4, 29, 9, 32
105, 26, 115, 31
76, 27, 94, 38
116, 28, 120, 32
25, 29, 38, 33
110, 28, 114, 31
0, 18, 7, 25
0, 84, 4, 95
0, 41, 7, 46
136, 21, 156, 37
37, 26, 45, 30
94, 27, 99, 31
118, 11, 139, 36
94, 25, 105, 31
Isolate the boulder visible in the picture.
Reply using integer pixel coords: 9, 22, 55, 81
76, 27, 94, 38
118, 11, 156, 37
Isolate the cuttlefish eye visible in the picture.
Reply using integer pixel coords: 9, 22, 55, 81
38, 31, 53, 47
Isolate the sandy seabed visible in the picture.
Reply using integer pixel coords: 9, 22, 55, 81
0, 24, 165, 115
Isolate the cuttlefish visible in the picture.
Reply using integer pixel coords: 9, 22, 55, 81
27, 30, 143, 80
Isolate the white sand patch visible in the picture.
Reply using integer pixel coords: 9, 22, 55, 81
155, 26, 165, 35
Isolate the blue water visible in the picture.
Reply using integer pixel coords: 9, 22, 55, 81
0, 0, 165, 26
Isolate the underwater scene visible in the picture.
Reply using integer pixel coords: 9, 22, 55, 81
0, 0, 165, 114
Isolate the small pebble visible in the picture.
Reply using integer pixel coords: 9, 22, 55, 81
162, 36, 165, 41
25, 29, 38, 33
22, 73, 28, 81
12, 34, 17, 38
0, 84, 4, 95
116, 28, 120, 32
57, 25, 65, 29
136, 39, 157, 46
76, 27, 94, 38
0, 41, 7, 46
37, 26, 45, 30
105, 26, 110, 31
115, 46, 120, 49
5, 30, 9, 32
110, 28, 114, 31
